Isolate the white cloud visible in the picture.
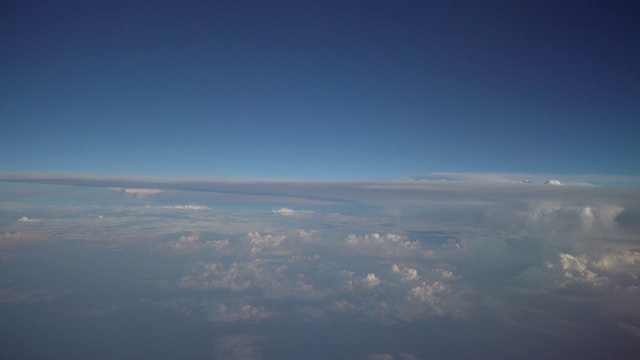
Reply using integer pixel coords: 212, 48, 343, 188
345, 233, 432, 258
408, 281, 451, 316
363, 273, 381, 288
522, 249, 640, 298
579, 206, 595, 230
247, 232, 285, 247
18, 216, 32, 222
592, 251, 640, 276
297, 229, 320, 243
558, 253, 610, 288
3, 172, 640, 346
247, 232, 286, 256
110, 187, 163, 197
544, 179, 563, 185
160, 204, 208, 210
391, 264, 420, 282
167, 233, 229, 254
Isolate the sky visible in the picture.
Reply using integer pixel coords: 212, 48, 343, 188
1, 0, 639, 179
2, 2, 640, 360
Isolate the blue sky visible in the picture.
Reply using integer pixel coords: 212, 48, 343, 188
1, 1, 639, 179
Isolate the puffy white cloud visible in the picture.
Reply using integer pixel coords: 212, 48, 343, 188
391, 264, 420, 283
345, 233, 433, 258
408, 281, 451, 316
521, 203, 624, 237
18, 216, 32, 222
326, 263, 465, 322
179, 234, 199, 243
363, 273, 381, 288
558, 253, 610, 288
247, 232, 285, 247
579, 206, 595, 230
167, 233, 229, 254
522, 249, 640, 296
247, 232, 286, 256
592, 251, 640, 276
544, 179, 563, 186
297, 229, 320, 243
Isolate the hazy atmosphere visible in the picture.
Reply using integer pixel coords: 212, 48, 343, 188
1, 1, 639, 359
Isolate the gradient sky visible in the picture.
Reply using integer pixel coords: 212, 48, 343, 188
1, 1, 639, 179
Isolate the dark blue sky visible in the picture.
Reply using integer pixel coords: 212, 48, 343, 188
2, 1, 639, 179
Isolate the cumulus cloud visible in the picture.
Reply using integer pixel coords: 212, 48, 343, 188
2, 172, 640, 352
524, 249, 640, 294
363, 273, 381, 288
579, 206, 595, 230
327, 263, 465, 322
592, 251, 640, 276
391, 264, 420, 283
558, 253, 611, 288
18, 216, 32, 222
247, 232, 286, 256
167, 233, 230, 254
521, 203, 624, 236
544, 179, 563, 186
345, 233, 433, 258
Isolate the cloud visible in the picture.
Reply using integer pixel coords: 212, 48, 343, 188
2, 172, 640, 350
5, 172, 639, 207
592, 251, 640, 276
160, 204, 208, 210
558, 253, 611, 288
18, 216, 32, 222
391, 264, 420, 282
247, 232, 286, 256
344, 233, 433, 258
110, 187, 163, 197
167, 233, 230, 254
523, 249, 640, 293
363, 273, 381, 288
271, 207, 313, 216
544, 179, 563, 185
